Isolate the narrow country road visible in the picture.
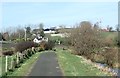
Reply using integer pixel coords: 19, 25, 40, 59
28, 51, 63, 76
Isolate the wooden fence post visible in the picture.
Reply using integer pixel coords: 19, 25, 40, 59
10, 56, 13, 69
19, 52, 22, 63
5, 56, 8, 73
16, 52, 19, 64
32, 47, 35, 54
0, 55, 2, 77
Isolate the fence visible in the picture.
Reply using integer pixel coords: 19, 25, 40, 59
1, 47, 40, 77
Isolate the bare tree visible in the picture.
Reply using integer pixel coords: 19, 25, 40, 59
70, 21, 103, 56
39, 23, 44, 30
38, 23, 45, 37
107, 25, 113, 32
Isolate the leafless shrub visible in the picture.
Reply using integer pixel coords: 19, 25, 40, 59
103, 36, 114, 47
39, 40, 55, 50
70, 21, 103, 56
2, 50, 14, 56
69, 21, 119, 68
39, 41, 46, 51
104, 48, 118, 68
15, 41, 38, 52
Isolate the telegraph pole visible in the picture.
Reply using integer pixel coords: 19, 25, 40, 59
24, 27, 27, 41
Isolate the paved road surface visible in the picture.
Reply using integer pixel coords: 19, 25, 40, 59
28, 52, 63, 76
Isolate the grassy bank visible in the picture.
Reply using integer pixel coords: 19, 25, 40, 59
55, 47, 110, 76
6, 52, 41, 76
1, 54, 16, 76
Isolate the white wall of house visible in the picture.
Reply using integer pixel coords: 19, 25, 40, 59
33, 38, 42, 43
33, 37, 48, 44
44, 30, 56, 34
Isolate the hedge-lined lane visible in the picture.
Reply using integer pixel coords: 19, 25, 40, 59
28, 51, 63, 76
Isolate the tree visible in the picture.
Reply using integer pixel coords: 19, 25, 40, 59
109, 27, 113, 32
107, 25, 113, 32
93, 22, 99, 30
26, 26, 31, 34
70, 21, 103, 56
17, 28, 25, 39
38, 23, 45, 37
40, 30, 45, 37
3, 32, 9, 41
25, 26, 32, 39
39, 23, 44, 30
107, 25, 109, 30
0, 33, 2, 41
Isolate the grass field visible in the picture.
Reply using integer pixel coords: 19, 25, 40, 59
55, 47, 111, 76
1, 54, 17, 76
101, 32, 118, 38
2, 42, 15, 51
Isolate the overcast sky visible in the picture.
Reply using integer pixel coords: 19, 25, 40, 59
0, 1, 118, 32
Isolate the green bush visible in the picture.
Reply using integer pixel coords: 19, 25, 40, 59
60, 37, 71, 46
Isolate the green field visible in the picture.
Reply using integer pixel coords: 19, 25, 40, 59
101, 32, 118, 38
2, 42, 15, 51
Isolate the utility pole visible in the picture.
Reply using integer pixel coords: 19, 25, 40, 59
19, 33, 20, 39
24, 27, 27, 41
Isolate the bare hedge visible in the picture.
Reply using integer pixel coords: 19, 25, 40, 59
2, 50, 14, 56
15, 41, 38, 52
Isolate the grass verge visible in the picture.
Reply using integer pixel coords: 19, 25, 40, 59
55, 47, 110, 76
7, 52, 41, 76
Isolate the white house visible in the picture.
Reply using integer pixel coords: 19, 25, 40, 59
33, 36, 42, 43
44, 30, 56, 34
33, 36, 48, 44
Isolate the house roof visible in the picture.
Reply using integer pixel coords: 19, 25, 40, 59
44, 28, 55, 31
